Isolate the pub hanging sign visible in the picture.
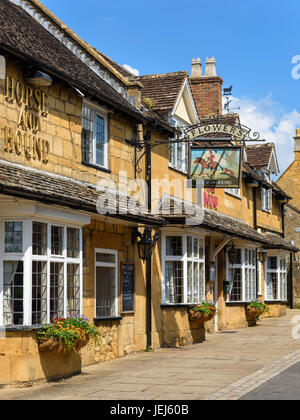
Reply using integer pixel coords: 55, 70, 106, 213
190, 146, 242, 188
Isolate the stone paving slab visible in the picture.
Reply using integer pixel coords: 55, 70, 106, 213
1, 310, 300, 400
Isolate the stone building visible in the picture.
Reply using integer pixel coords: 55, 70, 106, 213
0, 0, 297, 386
277, 130, 300, 306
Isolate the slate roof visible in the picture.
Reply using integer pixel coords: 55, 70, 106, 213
0, 161, 164, 226
0, 0, 146, 122
162, 200, 298, 252
136, 71, 189, 112
246, 143, 274, 168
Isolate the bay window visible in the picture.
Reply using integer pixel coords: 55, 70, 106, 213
0, 220, 82, 327
265, 255, 287, 301
227, 248, 257, 302
162, 234, 205, 305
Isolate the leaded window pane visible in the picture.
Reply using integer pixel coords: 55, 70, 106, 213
32, 222, 47, 256
50, 262, 64, 322
166, 236, 182, 256
96, 115, 105, 166
165, 261, 184, 304
3, 261, 23, 325
67, 227, 80, 259
32, 261, 47, 325
51, 226, 64, 256
67, 264, 80, 316
5, 222, 23, 253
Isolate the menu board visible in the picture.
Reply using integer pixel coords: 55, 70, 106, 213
121, 263, 135, 312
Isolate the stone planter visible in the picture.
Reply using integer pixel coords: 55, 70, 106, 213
188, 310, 215, 323
246, 306, 264, 327
38, 336, 63, 353
38, 334, 90, 353
75, 334, 90, 351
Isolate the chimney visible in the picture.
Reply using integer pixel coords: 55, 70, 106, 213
190, 56, 223, 118
294, 129, 300, 158
191, 58, 202, 77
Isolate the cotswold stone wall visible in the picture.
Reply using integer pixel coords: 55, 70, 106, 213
284, 205, 300, 306
0, 59, 139, 187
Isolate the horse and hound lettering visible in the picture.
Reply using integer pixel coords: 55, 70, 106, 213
190, 147, 242, 188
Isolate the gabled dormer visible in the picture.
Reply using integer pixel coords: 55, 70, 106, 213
246, 143, 280, 178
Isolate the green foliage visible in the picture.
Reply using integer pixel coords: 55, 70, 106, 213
248, 300, 268, 313
191, 301, 216, 317
36, 315, 101, 352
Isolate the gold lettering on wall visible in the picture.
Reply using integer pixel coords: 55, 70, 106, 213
2, 75, 50, 163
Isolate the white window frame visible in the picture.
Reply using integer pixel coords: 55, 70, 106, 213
94, 248, 119, 319
168, 117, 188, 174
258, 260, 262, 296
265, 254, 287, 302
82, 100, 109, 170
226, 247, 257, 303
0, 219, 83, 327
161, 233, 205, 305
225, 188, 242, 199
261, 187, 272, 213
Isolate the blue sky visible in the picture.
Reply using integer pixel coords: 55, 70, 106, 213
42, 0, 300, 174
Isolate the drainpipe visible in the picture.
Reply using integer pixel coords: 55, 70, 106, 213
145, 130, 152, 349
253, 187, 257, 230
281, 203, 286, 239
289, 253, 294, 309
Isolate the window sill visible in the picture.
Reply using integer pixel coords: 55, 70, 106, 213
93, 316, 122, 323
161, 304, 196, 309
82, 162, 111, 174
168, 165, 188, 177
225, 191, 242, 200
264, 300, 288, 304
261, 209, 272, 214
3, 325, 45, 332
225, 302, 249, 306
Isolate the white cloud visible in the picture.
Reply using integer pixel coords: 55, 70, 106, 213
122, 64, 140, 76
227, 95, 300, 175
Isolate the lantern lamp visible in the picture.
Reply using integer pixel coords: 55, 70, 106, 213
226, 245, 240, 265
258, 248, 268, 264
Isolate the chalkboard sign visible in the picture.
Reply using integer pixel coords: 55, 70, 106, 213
121, 263, 135, 312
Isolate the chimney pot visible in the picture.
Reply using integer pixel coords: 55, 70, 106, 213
205, 57, 217, 77
294, 128, 300, 154
191, 57, 202, 77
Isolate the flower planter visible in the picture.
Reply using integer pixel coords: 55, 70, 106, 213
246, 306, 264, 327
75, 334, 90, 351
38, 334, 91, 353
188, 310, 215, 323
38, 336, 63, 353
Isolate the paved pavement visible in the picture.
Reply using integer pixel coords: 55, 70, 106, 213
1, 310, 300, 400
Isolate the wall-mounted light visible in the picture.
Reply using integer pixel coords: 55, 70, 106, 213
26, 70, 53, 87
132, 227, 159, 261
258, 248, 268, 264
226, 245, 240, 265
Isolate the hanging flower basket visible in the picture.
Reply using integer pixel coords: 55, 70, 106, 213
36, 315, 100, 353
188, 302, 216, 323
